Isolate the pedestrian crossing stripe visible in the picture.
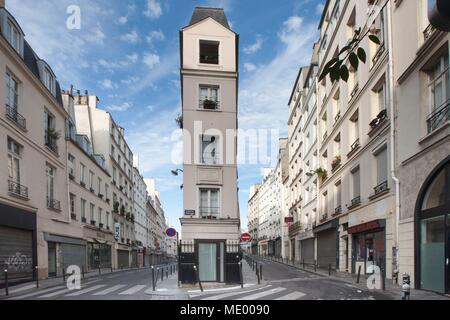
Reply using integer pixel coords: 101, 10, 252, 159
93, 285, 127, 296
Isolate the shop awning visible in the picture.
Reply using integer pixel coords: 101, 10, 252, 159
348, 219, 386, 234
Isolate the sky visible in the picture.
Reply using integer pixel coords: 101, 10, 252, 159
7, 0, 324, 234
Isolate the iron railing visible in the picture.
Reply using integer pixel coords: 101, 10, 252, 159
199, 207, 220, 218
320, 213, 328, 223
45, 136, 58, 154
423, 24, 436, 42
8, 180, 29, 199
372, 43, 386, 66
5, 105, 26, 130
350, 83, 359, 99
199, 99, 220, 110
288, 221, 301, 238
348, 138, 360, 158
349, 196, 361, 209
334, 205, 342, 216
47, 198, 61, 211
427, 101, 450, 134
374, 181, 389, 196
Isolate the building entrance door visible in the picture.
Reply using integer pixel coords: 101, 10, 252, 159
48, 242, 56, 277
198, 242, 224, 282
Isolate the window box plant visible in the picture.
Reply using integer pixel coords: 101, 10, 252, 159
203, 99, 217, 110
315, 168, 328, 181
120, 205, 125, 216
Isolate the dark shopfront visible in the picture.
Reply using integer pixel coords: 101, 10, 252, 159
315, 219, 339, 269
416, 159, 450, 294
88, 242, 112, 270
348, 220, 386, 275
0, 203, 37, 287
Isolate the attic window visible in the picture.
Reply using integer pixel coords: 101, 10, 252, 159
200, 40, 219, 65
6, 19, 22, 55
43, 68, 55, 94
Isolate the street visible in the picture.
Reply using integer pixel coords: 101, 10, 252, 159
2, 259, 395, 300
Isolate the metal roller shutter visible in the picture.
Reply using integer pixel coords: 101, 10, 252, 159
300, 239, 315, 265
61, 244, 86, 270
118, 250, 129, 269
0, 226, 33, 284
317, 229, 338, 269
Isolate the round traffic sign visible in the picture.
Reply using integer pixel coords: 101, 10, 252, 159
241, 233, 251, 242
166, 228, 177, 238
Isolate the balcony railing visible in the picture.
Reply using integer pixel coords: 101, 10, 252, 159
372, 181, 389, 198
333, 205, 342, 216
323, 131, 328, 142
47, 198, 61, 211
289, 221, 301, 238
200, 207, 220, 219
372, 43, 386, 66
331, 156, 342, 173
423, 24, 437, 42
8, 180, 29, 199
334, 111, 341, 125
350, 83, 359, 99
320, 213, 328, 223
347, 138, 361, 158
348, 196, 361, 210
427, 101, 450, 134
5, 105, 26, 131
199, 99, 220, 110
45, 136, 58, 154
368, 109, 388, 136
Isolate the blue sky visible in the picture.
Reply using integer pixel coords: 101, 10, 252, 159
8, 0, 324, 233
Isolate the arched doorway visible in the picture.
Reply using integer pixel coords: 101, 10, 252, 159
416, 158, 450, 293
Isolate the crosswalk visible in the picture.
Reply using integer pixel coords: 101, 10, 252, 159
191, 285, 307, 301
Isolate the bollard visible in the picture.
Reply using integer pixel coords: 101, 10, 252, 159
35, 266, 40, 288
99, 264, 101, 275
303, 259, 305, 269
62, 266, 66, 282
329, 264, 332, 276
151, 266, 155, 291
356, 265, 362, 284
256, 267, 261, 285
166, 267, 169, 280
259, 264, 263, 280
161, 267, 164, 281
4, 269, 8, 296
239, 262, 244, 289
82, 265, 85, 279
381, 267, 386, 291
314, 260, 317, 272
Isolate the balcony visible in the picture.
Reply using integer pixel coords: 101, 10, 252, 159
322, 131, 328, 142
369, 181, 389, 201
69, 173, 75, 181
288, 221, 301, 238
333, 205, 342, 217
81, 217, 87, 223
90, 187, 95, 194
44, 136, 58, 155
350, 83, 359, 100
47, 198, 61, 211
334, 111, 341, 125
8, 180, 29, 199
71, 213, 77, 220
347, 196, 361, 210
90, 220, 96, 226
200, 207, 220, 219
320, 213, 328, 223
199, 99, 220, 110
368, 109, 388, 137
423, 24, 437, 42
331, 156, 342, 173
5, 105, 26, 131
347, 138, 361, 159
372, 43, 386, 67
427, 101, 450, 134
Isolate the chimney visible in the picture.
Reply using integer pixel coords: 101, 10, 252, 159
0, 0, 5, 8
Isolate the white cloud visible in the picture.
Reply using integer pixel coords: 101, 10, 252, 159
121, 76, 140, 85
243, 35, 263, 54
244, 63, 257, 72
146, 30, 165, 43
144, 0, 163, 19
100, 79, 118, 90
105, 102, 132, 112
143, 53, 161, 69
118, 16, 128, 24
120, 30, 140, 44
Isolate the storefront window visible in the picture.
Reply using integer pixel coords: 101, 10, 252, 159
422, 168, 447, 210
420, 216, 445, 293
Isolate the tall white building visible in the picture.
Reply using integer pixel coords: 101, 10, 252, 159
133, 161, 149, 266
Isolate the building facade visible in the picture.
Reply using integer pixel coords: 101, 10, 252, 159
179, 7, 241, 283
247, 184, 260, 255
133, 165, 149, 266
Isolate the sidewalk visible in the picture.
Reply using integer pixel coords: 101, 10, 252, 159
0, 264, 172, 298
257, 256, 450, 300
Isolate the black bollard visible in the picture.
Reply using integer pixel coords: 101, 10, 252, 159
314, 260, 317, 272
259, 264, 263, 279
35, 266, 39, 288
99, 264, 101, 275
161, 267, 164, 281
239, 262, 244, 289
4, 269, 8, 296
356, 265, 362, 284
62, 266, 66, 282
152, 266, 155, 291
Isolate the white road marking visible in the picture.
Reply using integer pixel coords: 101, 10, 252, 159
7, 285, 65, 300
275, 291, 306, 300
92, 285, 127, 296
65, 285, 106, 297
188, 283, 256, 294
119, 285, 146, 295
236, 287, 286, 300
37, 280, 101, 298
9, 284, 37, 294
200, 286, 272, 301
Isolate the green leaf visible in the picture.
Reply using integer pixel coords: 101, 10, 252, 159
330, 65, 341, 83
339, 45, 350, 55
319, 69, 330, 82
369, 35, 381, 45
357, 47, 367, 63
349, 52, 359, 71
340, 65, 349, 82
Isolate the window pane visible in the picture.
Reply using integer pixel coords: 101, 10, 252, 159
376, 148, 388, 184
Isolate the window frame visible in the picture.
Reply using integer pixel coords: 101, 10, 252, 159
199, 39, 221, 65
198, 187, 222, 218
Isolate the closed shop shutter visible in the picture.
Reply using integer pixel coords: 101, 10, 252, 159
61, 244, 86, 269
300, 239, 315, 264
0, 226, 33, 285
118, 250, 129, 269
131, 250, 138, 267
317, 229, 338, 268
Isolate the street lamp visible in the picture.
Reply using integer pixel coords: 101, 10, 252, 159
171, 169, 183, 176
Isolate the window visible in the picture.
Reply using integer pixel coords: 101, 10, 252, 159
349, 110, 360, 148
322, 192, 328, 216
5, 72, 19, 110
80, 163, 86, 184
200, 40, 219, 64
6, 19, 21, 53
43, 68, 54, 94
81, 199, 86, 219
89, 171, 94, 190
374, 81, 386, 114
199, 85, 220, 110
199, 188, 220, 217
428, 55, 449, 112
351, 166, 361, 200
111, 145, 115, 157
106, 212, 110, 229
44, 110, 57, 151
98, 208, 103, 225
113, 167, 117, 183
7, 138, 21, 183
201, 135, 219, 165
68, 154, 75, 178
46, 165, 55, 201
98, 178, 102, 195
105, 183, 109, 199
375, 146, 388, 185
90, 203, 95, 222
70, 194, 75, 216
335, 181, 342, 209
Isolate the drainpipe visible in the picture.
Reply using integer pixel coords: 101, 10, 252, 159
386, 0, 400, 281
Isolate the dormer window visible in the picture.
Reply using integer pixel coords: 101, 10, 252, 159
43, 68, 55, 94
200, 40, 219, 65
4, 17, 23, 55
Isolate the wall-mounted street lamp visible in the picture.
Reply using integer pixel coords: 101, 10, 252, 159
171, 169, 184, 176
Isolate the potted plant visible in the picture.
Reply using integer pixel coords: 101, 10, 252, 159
331, 156, 341, 170
46, 128, 61, 141
203, 99, 217, 110
126, 212, 131, 221
315, 168, 328, 181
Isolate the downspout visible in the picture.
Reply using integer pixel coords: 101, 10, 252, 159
386, 0, 400, 283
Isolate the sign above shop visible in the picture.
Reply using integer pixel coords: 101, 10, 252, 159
185, 210, 196, 216
348, 220, 385, 235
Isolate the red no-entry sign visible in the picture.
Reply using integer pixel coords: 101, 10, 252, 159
241, 233, 251, 242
